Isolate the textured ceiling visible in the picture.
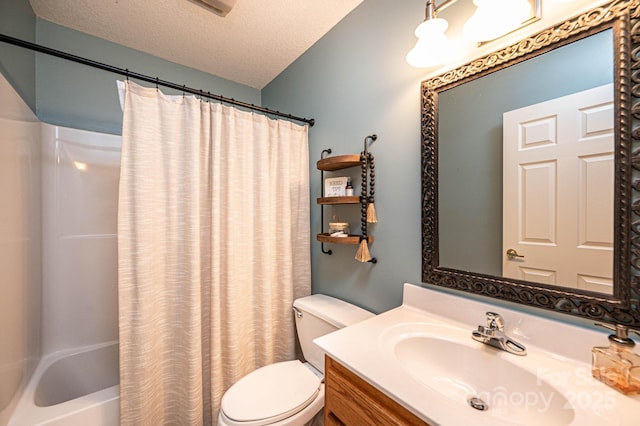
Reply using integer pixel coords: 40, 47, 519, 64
28, 0, 364, 89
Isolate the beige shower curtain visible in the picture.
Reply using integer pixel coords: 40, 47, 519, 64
117, 81, 310, 425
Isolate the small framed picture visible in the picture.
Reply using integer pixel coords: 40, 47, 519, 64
324, 176, 349, 197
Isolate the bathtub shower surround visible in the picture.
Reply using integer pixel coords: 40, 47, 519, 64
0, 72, 122, 426
0, 73, 41, 426
6, 123, 122, 426
41, 124, 120, 356
8, 342, 119, 426
117, 81, 311, 425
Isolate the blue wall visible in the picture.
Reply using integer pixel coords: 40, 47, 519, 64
0, 0, 37, 111
1, 0, 260, 134
263, 0, 618, 316
263, 0, 429, 313
35, 19, 260, 135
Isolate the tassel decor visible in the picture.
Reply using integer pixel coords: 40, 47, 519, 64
355, 238, 371, 263
366, 203, 377, 223
355, 134, 377, 263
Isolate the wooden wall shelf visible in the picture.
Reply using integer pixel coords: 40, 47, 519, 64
317, 196, 361, 205
317, 234, 373, 245
317, 154, 361, 171
318, 138, 377, 262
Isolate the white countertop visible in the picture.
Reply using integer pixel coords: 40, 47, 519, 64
314, 283, 640, 426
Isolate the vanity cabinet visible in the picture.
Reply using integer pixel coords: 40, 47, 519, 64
324, 356, 429, 426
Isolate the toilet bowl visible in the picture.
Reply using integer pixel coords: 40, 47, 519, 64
218, 294, 374, 426
218, 360, 324, 426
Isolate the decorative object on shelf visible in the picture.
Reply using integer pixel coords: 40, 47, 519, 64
329, 215, 350, 237
324, 176, 349, 197
316, 135, 378, 263
345, 177, 354, 196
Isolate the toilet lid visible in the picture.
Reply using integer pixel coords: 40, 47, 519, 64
221, 360, 321, 426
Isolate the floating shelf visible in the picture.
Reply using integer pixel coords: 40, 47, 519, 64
317, 154, 361, 171
317, 196, 361, 205
316, 233, 374, 245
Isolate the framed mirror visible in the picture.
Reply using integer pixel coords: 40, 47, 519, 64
421, 0, 640, 326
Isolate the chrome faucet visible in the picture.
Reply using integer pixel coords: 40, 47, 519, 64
472, 312, 527, 356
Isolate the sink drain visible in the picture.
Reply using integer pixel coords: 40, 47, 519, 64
467, 397, 489, 411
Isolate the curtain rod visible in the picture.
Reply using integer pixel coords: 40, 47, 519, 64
0, 33, 315, 127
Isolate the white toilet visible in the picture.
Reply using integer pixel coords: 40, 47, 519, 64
217, 294, 374, 426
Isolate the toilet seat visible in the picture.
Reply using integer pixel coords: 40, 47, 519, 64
220, 360, 322, 426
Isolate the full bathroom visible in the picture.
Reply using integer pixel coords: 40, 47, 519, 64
1, 0, 639, 425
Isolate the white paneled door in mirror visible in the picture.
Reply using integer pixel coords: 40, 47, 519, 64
502, 84, 614, 294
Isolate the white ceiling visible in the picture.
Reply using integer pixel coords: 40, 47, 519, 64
28, 0, 364, 89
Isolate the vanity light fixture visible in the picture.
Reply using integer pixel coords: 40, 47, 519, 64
407, 0, 536, 68
406, 0, 454, 68
463, 0, 531, 42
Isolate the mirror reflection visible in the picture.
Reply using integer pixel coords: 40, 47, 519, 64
437, 29, 614, 295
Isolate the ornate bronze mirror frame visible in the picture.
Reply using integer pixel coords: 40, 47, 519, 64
422, 0, 640, 326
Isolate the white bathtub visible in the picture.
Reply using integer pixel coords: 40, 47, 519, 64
8, 342, 119, 426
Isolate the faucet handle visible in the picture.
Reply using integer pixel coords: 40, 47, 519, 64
486, 312, 504, 331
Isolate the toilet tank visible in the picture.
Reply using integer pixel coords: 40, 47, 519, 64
293, 294, 374, 373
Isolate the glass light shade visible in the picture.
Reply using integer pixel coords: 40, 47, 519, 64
463, 0, 531, 42
406, 18, 453, 68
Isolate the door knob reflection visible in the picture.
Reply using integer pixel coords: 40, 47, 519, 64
506, 249, 525, 259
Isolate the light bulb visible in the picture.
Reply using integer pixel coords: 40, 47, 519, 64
406, 18, 453, 68
463, 0, 531, 42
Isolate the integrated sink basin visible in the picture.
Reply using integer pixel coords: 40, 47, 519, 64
381, 323, 574, 425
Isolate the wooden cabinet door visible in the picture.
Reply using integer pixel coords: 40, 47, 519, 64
324, 356, 429, 426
